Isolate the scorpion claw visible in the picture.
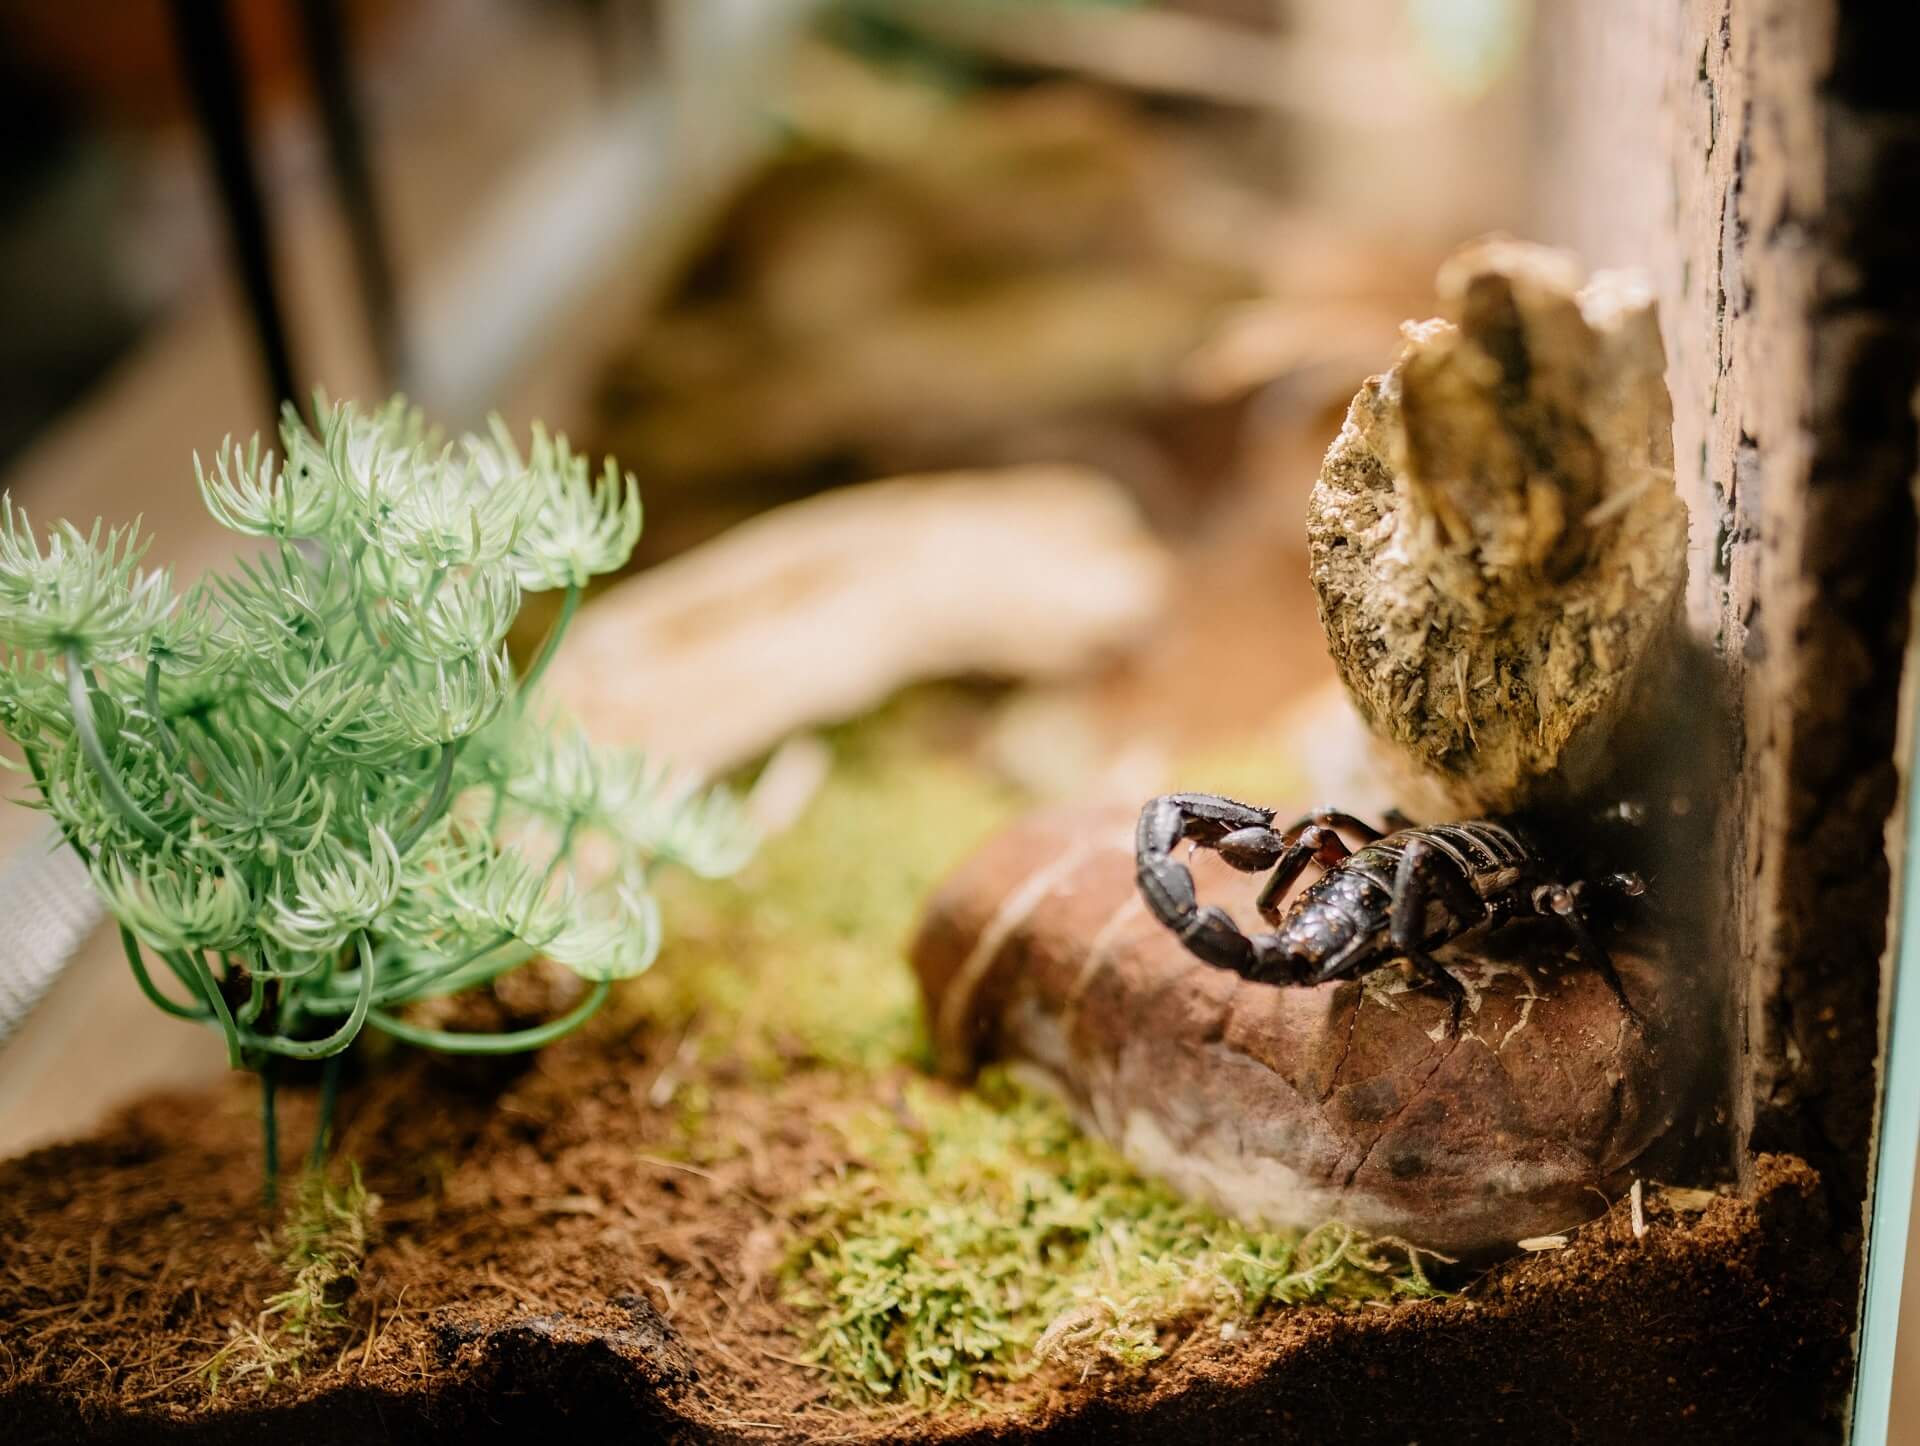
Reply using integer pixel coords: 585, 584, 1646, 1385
1217, 826, 1287, 872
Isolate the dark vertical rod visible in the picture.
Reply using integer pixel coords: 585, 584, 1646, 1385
260, 1061, 281, 1208
168, 0, 301, 420
310, 1050, 342, 1169
294, 0, 405, 388
577, 0, 624, 97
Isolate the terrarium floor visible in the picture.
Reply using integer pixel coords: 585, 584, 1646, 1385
0, 1016, 1848, 1446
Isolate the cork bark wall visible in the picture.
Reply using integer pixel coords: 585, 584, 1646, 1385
1532, 0, 1920, 1254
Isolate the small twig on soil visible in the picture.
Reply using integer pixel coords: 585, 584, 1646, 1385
483, 1264, 551, 1310
646, 1030, 702, 1109
15, 1300, 98, 1325
83, 1229, 105, 1304
635, 1153, 780, 1220
690, 1319, 759, 1381
127, 1356, 217, 1404
532, 1193, 606, 1216
751, 1342, 828, 1371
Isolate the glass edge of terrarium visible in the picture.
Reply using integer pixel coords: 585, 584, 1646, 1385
1851, 574, 1920, 1443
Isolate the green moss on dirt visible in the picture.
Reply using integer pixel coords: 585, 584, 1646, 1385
203, 1168, 380, 1397
623, 698, 1026, 1076
782, 1069, 1444, 1405
610, 694, 1444, 1405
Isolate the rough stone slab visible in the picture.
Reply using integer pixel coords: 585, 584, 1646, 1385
1307, 240, 1689, 817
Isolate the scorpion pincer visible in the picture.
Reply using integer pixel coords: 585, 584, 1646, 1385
1134, 793, 1645, 1028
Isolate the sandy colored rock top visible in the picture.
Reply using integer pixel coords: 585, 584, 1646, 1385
1309, 239, 1688, 815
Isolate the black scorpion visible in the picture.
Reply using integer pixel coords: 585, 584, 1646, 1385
1134, 794, 1645, 1026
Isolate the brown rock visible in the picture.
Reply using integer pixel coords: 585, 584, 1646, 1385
914, 806, 1699, 1259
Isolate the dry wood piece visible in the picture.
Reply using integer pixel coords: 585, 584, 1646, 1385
545, 466, 1170, 777
914, 805, 1701, 1258
1309, 239, 1689, 815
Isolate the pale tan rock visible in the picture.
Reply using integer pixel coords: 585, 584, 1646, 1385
1308, 239, 1689, 816
545, 466, 1170, 777
914, 806, 1698, 1259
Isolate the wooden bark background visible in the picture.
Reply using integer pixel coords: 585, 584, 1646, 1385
1531, 0, 1920, 1272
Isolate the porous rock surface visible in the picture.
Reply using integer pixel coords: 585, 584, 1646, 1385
1308, 239, 1689, 816
914, 806, 1697, 1259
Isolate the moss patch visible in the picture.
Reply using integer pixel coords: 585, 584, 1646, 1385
204, 1168, 380, 1397
610, 694, 1445, 1405
782, 1070, 1444, 1405
625, 696, 1025, 1077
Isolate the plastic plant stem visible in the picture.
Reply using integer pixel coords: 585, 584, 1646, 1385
143, 655, 181, 763
303, 931, 515, 1014
389, 937, 537, 1006
118, 926, 211, 1021
310, 1053, 342, 1169
65, 646, 166, 845
397, 737, 466, 856
261, 1059, 281, 1208
237, 964, 267, 1027
405, 941, 537, 1001
160, 949, 211, 1010
239, 932, 375, 1059
540, 817, 580, 889
368, 977, 610, 1053
517, 582, 580, 695
181, 948, 243, 1066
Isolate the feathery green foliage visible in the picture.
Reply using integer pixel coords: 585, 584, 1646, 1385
783, 1070, 1447, 1406
0, 394, 752, 1192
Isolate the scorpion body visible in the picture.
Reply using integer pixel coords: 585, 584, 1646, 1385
1135, 793, 1643, 1023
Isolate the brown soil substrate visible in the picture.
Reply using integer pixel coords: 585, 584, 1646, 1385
0, 1015, 1851, 1446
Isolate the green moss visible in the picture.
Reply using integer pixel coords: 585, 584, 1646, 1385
625, 698, 1024, 1076
622, 696, 1442, 1405
782, 1070, 1444, 1406
204, 1168, 380, 1396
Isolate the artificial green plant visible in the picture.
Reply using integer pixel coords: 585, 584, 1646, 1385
0, 395, 752, 1198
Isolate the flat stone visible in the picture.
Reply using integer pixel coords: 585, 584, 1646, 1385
914, 805, 1700, 1259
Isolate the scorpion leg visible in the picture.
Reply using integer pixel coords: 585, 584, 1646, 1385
1279, 807, 1388, 844
1570, 872, 1649, 928
1535, 883, 1642, 1024
1250, 807, 1388, 915
1256, 825, 1353, 916
1385, 838, 1483, 1030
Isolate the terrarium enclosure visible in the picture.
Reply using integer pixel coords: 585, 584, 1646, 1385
0, 1, 1916, 1443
